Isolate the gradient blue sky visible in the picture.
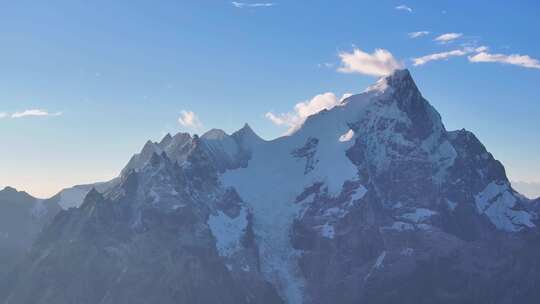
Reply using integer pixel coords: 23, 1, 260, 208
1, 0, 539, 198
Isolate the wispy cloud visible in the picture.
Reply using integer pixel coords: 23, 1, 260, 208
178, 110, 203, 130
469, 52, 540, 69
232, 1, 276, 8
413, 49, 469, 66
412, 46, 487, 66
395, 5, 412, 12
408, 31, 430, 39
0, 112, 6, 118
266, 92, 351, 134
434, 32, 462, 43
11, 109, 62, 118
338, 48, 403, 77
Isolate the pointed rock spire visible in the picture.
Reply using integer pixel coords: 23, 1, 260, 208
233, 123, 262, 142
159, 133, 173, 147
383, 69, 441, 140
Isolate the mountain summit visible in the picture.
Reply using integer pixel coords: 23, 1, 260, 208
2, 70, 539, 304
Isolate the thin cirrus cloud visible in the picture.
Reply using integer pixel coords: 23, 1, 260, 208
468, 52, 540, 69
338, 48, 404, 77
408, 31, 430, 39
178, 110, 203, 130
412, 46, 540, 70
11, 109, 62, 118
395, 5, 413, 12
413, 49, 469, 66
266, 92, 352, 135
231, 1, 275, 8
434, 32, 463, 43
412, 46, 487, 66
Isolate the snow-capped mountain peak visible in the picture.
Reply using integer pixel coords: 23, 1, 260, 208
8, 69, 539, 304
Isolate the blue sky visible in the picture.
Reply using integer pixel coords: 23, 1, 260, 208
1, 0, 539, 198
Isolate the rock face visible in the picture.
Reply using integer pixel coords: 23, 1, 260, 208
0, 187, 61, 278
2, 69, 540, 304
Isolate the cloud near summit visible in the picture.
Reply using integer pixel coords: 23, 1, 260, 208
338, 48, 403, 77
266, 92, 352, 135
178, 110, 203, 130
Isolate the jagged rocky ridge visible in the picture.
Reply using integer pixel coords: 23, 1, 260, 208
2, 69, 540, 304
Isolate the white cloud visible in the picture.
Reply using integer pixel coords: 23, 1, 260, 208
474, 46, 489, 53
178, 110, 203, 129
0, 112, 6, 118
412, 46, 487, 66
11, 109, 62, 118
266, 92, 351, 134
338, 48, 403, 77
232, 1, 275, 8
408, 31, 430, 39
468, 52, 540, 69
395, 5, 412, 12
434, 32, 462, 43
413, 49, 468, 66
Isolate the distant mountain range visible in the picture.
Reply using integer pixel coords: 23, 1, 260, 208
1, 69, 540, 304
512, 181, 540, 199
0, 187, 60, 279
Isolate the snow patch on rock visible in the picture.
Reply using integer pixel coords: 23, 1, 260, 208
374, 251, 387, 269
446, 199, 458, 211
401, 247, 414, 256
323, 207, 347, 218
386, 221, 415, 231
208, 207, 248, 257
349, 185, 367, 203
338, 129, 355, 142
475, 182, 535, 232
400, 208, 437, 223
318, 223, 335, 239
364, 251, 387, 282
